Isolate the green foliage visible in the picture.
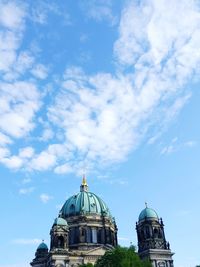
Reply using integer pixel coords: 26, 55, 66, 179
94, 246, 151, 267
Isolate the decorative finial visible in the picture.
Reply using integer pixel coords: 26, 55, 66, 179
42, 239, 44, 243
145, 202, 148, 208
82, 174, 87, 186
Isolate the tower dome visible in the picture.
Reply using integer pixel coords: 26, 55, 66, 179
54, 217, 68, 226
37, 241, 48, 250
60, 176, 112, 219
138, 204, 159, 222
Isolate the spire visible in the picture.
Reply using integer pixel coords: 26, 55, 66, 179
80, 174, 88, 192
82, 174, 87, 186
145, 202, 148, 208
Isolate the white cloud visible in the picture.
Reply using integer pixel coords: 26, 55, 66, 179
48, 70, 139, 166
114, 0, 200, 67
0, 147, 10, 159
0, 81, 41, 138
19, 147, 35, 159
184, 140, 197, 147
40, 193, 52, 203
0, 132, 12, 146
45, 0, 200, 172
1, 0, 200, 174
0, 5, 45, 81
30, 151, 57, 171
54, 163, 72, 174
19, 187, 34, 195
39, 128, 54, 142
0, 2, 26, 74
161, 145, 175, 155
0, 2, 26, 30
161, 138, 197, 155
31, 64, 48, 80
80, 0, 117, 26
1, 155, 23, 169
30, 2, 70, 25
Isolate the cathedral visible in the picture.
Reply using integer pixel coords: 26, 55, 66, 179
30, 176, 174, 267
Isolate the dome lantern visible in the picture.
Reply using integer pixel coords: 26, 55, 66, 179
80, 174, 88, 192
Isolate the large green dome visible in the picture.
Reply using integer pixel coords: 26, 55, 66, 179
60, 177, 112, 219
139, 206, 159, 222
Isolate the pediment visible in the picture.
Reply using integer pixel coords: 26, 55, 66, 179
84, 245, 112, 256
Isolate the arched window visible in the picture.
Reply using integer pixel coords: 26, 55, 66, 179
57, 236, 64, 248
154, 228, 159, 238
74, 227, 79, 243
145, 226, 150, 238
97, 228, 102, 243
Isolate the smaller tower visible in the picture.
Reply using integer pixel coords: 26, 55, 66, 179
47, 217, 70, 267
30, 241, 48, 267
136, 205, 174, 267
50, 217, 69, 251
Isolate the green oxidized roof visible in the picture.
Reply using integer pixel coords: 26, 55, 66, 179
54, 217, 68, 226
60, 176, 112, 219
37, 242, 48, 250
139, 207, 159, 221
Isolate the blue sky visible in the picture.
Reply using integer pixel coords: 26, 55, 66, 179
0, 0, 200, 266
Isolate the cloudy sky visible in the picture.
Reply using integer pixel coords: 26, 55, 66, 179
0, 0, 200, 266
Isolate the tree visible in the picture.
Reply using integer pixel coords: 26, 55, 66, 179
94, 246, 151, 267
